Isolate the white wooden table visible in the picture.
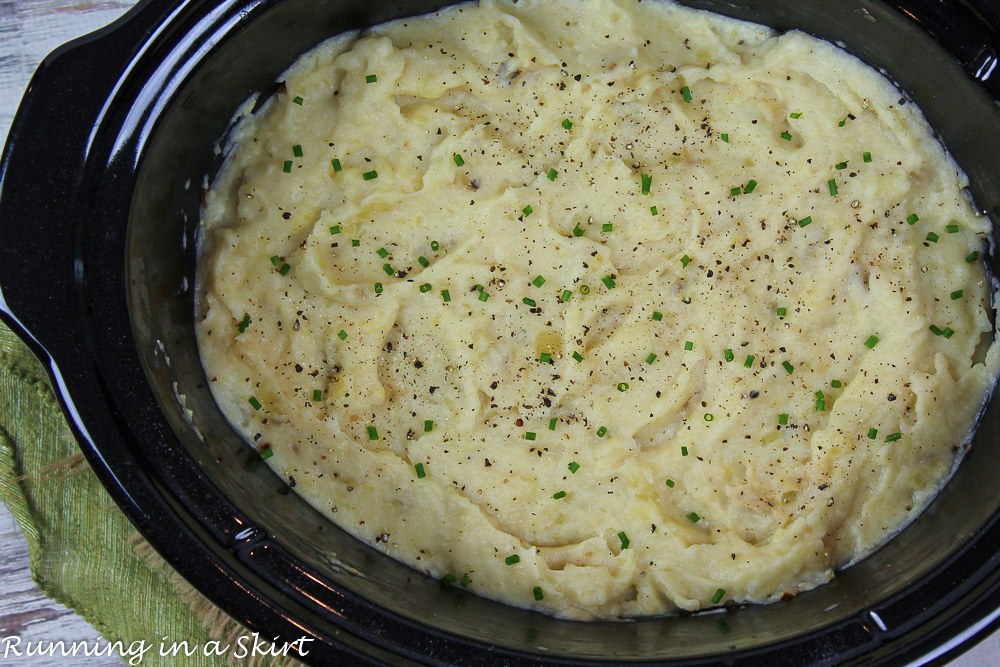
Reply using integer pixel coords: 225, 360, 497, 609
0, 2, 998, 665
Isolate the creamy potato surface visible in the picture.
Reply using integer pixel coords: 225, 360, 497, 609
196, 0, 998, 618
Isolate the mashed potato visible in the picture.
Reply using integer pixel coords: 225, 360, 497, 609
196, 0, 999, 619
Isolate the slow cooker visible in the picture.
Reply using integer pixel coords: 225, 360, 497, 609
2, 0, 1000, 664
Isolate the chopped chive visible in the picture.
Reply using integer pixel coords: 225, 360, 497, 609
831, 380, 843, 388
237, 313, 251, 333
950, 290, 964, 300
415, 463, 426, 478
704, 413, 714, 422
926, 232, 939, 243
720, 133, 730, 143
929, 324, 944, 336
418, 256, 430, 267
943, 327, 955, 339
650, 204, 659, 216
362, 170, 378, 181
278, 263, 291, 276
782, 360, 794, 374
313, 389, 322, 402
525, 431, 536, 441
572, 351, 584, 363
641, 173, 652, 195
568, 461, 580, 473
863, 151, 872, 163
453, 154, 465, 167
602, 223, 613, 232
886, 432, 902, 443
479, 290, 489, 302
617, 382, 629, 392
602, 276, 617, 289
441, 289, 451, 302
681, 254, 691, 268
442, 574, 457, 585
864, 335, 879, 349
947, 224, 960, 233
560, 289, 573, 302
282, 160, 293, 173
907, 213, 919, 225
365, 74, 377, 83
329, 225, 342, 235
835, 161, 848, 170
562, 118, 573, 130
780, 131, 793, 141
967, 251, 980, 263
744, 355, 755, 368
523, 297, 537, 307
293, 96, 304, 105
684, 341, 694, 351
331, 158, 343, 172
382, 263, 395, 276
724, 349, 734, 362
533, 586, 544, 601
431, 240, 440, 251
777, 307, 787, 317
839, 117, 848, 127
652, 311, 664, 321
248, 396, 262, 410
292, 144, 303, 157
532, 275, 546, 288
681, 446, 689, 456
338, 330, 348, 340
505, 554, 520, 565
596, 426, 608, 437
351, 239, 360, 247
686, 512, 700, 523
868, 427, 878, 439
424, 420, 434, 432
573, 222, 585, 237
552, 491, 566, 500
665, 479, 675, 488
460, 574, 471, 587
259, 447, 273, 460
816, 399, 825, 412
798, 216, 813, 228
646, 353, 658, 365
374, 282, 383, 293
523, 205, 533, 217
743, 179, 758, 194
549, 418, 557, 431
547, 168, 558, 181
681, 86, 692, 102
377, 247, 390, 258
580, 285, 591, 295
711, 588, 726, 605
828, 179, 838, 196
778, 413, 789, 426
367, 425, 379, 440
539, 352, 552, 363
618, 531, 630, 549
419, 283, 432, 293
790, 112, 802, 119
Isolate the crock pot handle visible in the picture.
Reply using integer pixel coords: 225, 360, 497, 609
890, 0, 1000, 101
0, 1, 168, 357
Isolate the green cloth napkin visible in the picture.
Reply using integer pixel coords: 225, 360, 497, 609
0, 321, 294, 666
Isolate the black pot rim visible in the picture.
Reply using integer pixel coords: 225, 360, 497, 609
3, 0, 1000, 664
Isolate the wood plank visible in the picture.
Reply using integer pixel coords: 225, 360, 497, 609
1, 507, 124, 664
